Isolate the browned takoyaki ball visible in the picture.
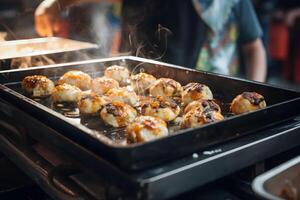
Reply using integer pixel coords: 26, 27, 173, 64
184, 99, 221, 114
57, 70, 92, 91
91, 77, 119, 95
104, 65, 130, 86
181, 109, 224, 129
230, 92, 266, 115
130, 72, 157, 94
181, 82, 213, 106
100, 101, 137, 128
78, 94, 109, 116
126, 116, 168, 143
22, 75, 54, 98
106, 87, 138, 107
51, 83, 82, 103
140, 96, 180, 122
149, 78, 183, 97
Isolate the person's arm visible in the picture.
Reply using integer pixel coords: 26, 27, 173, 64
236, 0, 267, 82
35, 0, 119, 36
242, 38, 267, 82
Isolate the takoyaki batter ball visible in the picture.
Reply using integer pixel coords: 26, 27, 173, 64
181, 109, 224, 129
130, 72, 156, 94
91, 77, 119, 95
149, 78, 183, 97
230, 92, 266, 115
184, 99, 221, 115
58, 70, 92, 91
126, 116, 168, 143
78, 94, 109, 116
104, 65, 129, 86
182, 82, 213, 106
100, 102, 137, 127
106, 87, 138, 107
140, 96, 180, 122
51, 83, 82, 103
22, 75, 54, 98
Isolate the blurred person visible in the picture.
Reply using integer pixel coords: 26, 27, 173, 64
35, 0, 267, 82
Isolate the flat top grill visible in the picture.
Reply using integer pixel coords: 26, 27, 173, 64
0, 56, 300, 199
0, 56, 300, 171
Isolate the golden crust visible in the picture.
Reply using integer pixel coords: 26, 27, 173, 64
78, 94, 109, 115
130, 72, 157, 94
181, 109, 224, 129
91, 77, 119, 95
58, 70, 92, 91
149, 78, 183, 97
104, 65, 129, 86
51, 83, 82, 103
106, 87, 138, 107
184, 99, 221, 114
22, 75, 54, 97
182, 82, 213, 106
126, 116, 168, 143
100, 102, 137, 127
140, 96, 180, 122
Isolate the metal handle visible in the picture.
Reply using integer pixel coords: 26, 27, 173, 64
47, 164, 96, 199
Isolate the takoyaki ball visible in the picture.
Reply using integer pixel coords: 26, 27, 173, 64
149, 78, 183, 97
130, 73, 157, 94
51, 83, 82, 103
126, 116, 168, 143
22, 75, 54, 98
104, 65, 130, 86
182, 83, 213, 106
181, 109, 224, 129
100, 102, 137, 128
91, 77, 119, 95
58, 70, 92, 91
184, 99, 221, 115
78, 94, 109, 116
230, 92, 266, 115
140, 96, 180, 122
106, 87, 138, 107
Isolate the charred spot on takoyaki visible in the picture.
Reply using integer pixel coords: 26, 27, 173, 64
126, 116, 168, 143
22, 75, 54, 98
230, 92, 266, 115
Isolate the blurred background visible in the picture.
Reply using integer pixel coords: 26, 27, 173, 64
0, 0, 299, 89
0, 1, 300, 199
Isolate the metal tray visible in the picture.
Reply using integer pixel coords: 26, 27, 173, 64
252, 156, 300, 200
0, 56, 300, 170
0, 37, 98, 60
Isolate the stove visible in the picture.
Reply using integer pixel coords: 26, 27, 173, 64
0, 96, 300, 199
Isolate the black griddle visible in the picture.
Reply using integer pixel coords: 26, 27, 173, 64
0, 56, 300, 171
1, 97, 300, 200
